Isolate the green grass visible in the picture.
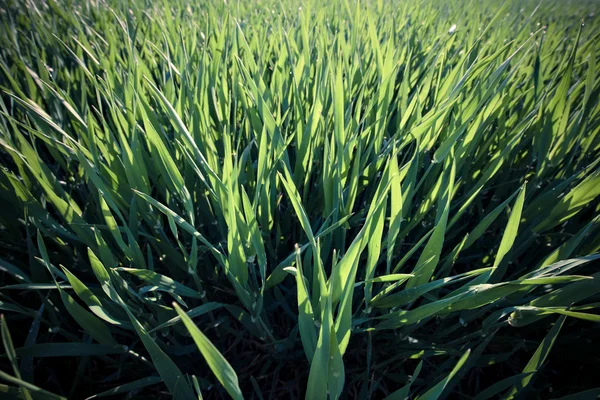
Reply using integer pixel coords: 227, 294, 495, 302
0, 0, 599, 398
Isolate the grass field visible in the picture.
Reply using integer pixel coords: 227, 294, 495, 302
1, 0, 600, 398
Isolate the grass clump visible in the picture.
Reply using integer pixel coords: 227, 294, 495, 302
1, 0, 600, 398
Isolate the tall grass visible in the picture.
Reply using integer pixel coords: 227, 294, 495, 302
0, 0, 599, 398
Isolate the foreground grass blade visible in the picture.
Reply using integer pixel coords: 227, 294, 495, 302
1, 315, 32, 400
504, 316, 566, 398
417, 349, 471, 400
173, 303, 243, 400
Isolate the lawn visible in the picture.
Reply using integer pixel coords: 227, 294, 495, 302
0, 0, 599, 398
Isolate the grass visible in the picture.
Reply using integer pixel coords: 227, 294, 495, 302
0, 0, 599, 398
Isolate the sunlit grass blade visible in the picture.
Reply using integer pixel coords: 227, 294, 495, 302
173, 303, 243, 400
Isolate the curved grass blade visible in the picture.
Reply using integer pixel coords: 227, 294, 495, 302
173, 303, 243, 400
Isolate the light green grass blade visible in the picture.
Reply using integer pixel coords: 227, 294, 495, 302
503, 316, 566, 399
417, 349, 471, 400
173, 303, 243, 400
